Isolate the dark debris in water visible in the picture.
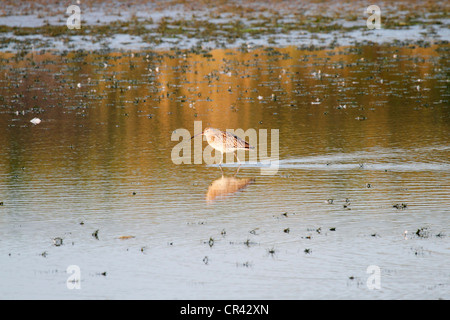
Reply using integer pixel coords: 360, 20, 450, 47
415, 227, 430, 238
208, 237, 214, 247
393, 203, 408, 210
52, 237, 63, 247
236, 261, 252, 268
92, 229, 99, 240
243, 239, 258, 247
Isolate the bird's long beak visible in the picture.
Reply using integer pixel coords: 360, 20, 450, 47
190, 132, 204, 140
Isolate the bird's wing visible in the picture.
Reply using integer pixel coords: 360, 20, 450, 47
224, 131, 254, 149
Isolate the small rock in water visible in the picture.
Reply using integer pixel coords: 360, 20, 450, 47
30, 118, 41, 125
53, 237, 63, 247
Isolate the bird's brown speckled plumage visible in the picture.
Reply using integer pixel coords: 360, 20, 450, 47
204, 128, 253, 153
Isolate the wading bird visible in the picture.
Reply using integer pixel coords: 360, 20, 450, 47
191, 127, 254, 166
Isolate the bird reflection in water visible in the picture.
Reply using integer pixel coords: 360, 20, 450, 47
206, 168, 255, 204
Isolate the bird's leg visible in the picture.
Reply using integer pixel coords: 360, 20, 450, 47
234, 152, 241, 165
234, 153, 242, 175
234, 164, 241, 177
218, 152, 223, 167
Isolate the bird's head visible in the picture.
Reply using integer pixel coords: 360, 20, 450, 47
191, 127, 214, 139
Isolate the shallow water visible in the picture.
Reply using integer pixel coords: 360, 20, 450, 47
0, 43, 449, 299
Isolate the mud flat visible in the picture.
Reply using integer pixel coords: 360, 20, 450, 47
0, 0, 448, 52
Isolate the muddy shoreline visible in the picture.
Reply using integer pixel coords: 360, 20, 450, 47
0, 0, 448, 52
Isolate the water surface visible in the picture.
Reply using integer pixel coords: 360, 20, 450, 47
0, 44, 449, 299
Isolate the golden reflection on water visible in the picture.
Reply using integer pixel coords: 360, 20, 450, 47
0, 44, 448, 182
206, 172, 255, 204
0, 44, 449, 300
